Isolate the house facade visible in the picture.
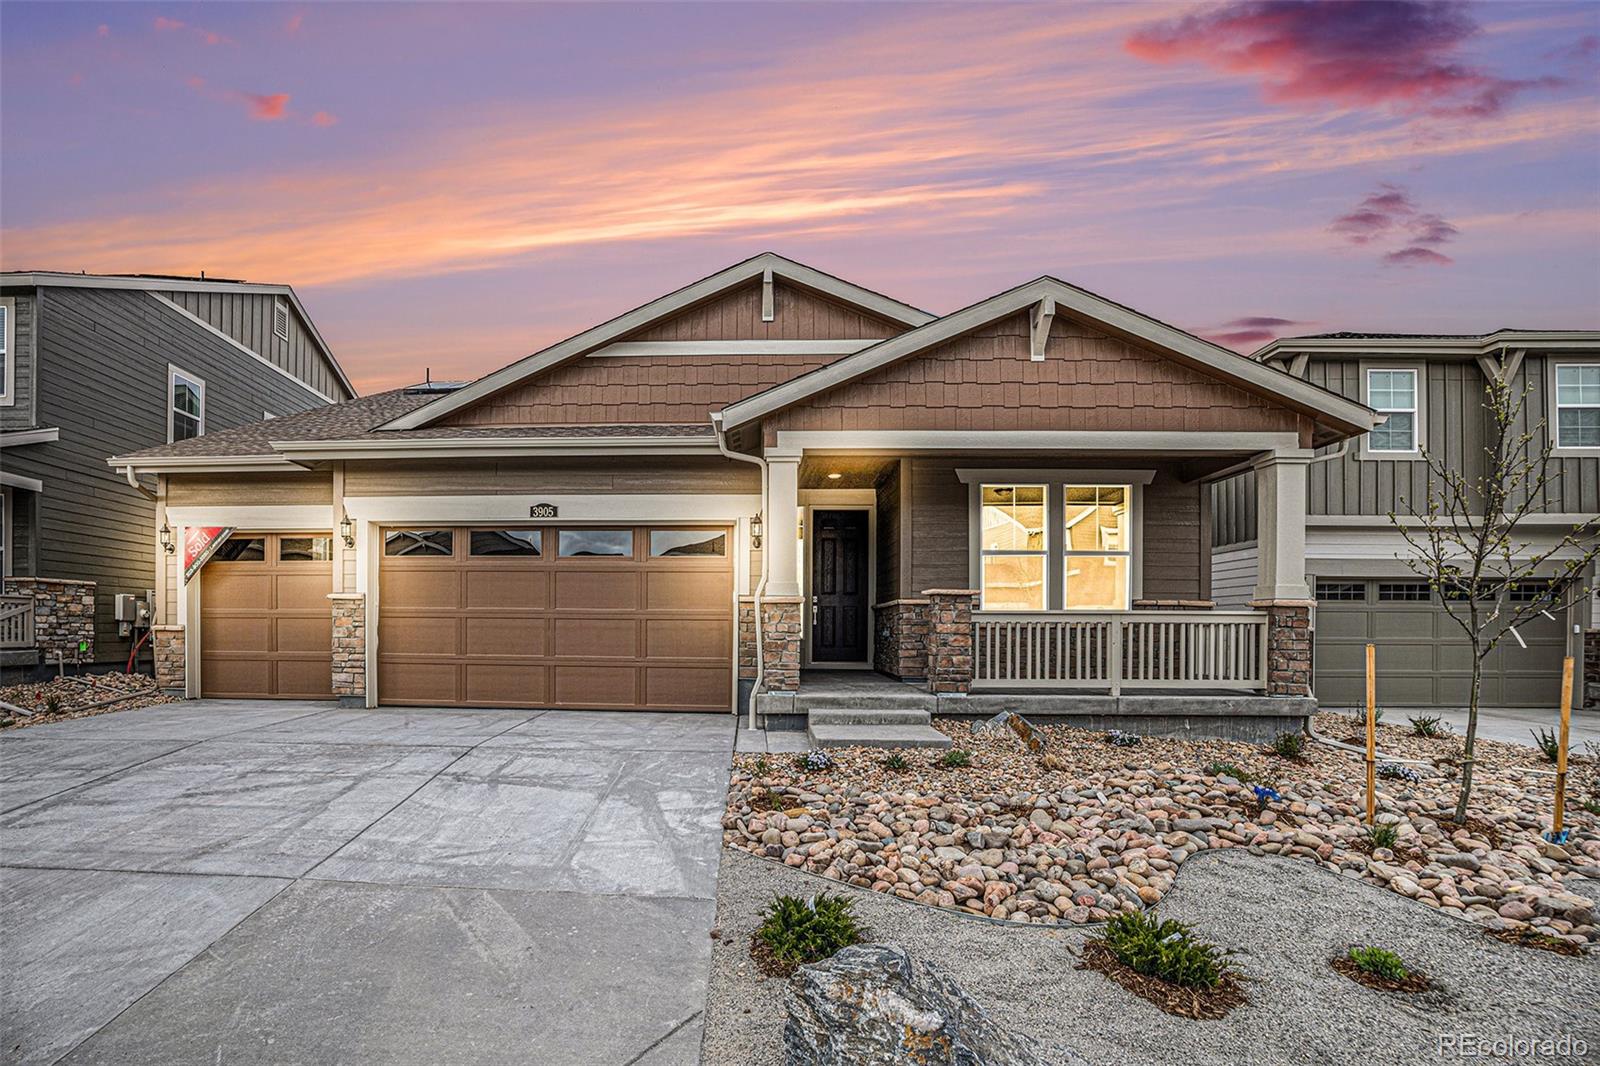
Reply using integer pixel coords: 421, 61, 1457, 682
1211, 330, 1600, 711
110, 254, 1377, 724
0, 272, 354, 674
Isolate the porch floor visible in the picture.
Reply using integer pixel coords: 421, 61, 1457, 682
795, 669, 928, 697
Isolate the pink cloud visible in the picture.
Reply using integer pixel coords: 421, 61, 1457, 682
1126, 1, 1560, 118
311, 110, 338, 127
153, 16, 184, 32
153, 14, 232, 46
242, 93, 291, 121
97, 24, 110, 38
1330, 182, 1458, 266
286, 13, 304, 34
1200, 315, 1310, 348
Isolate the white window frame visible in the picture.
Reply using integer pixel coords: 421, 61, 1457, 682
273, 300, 290, 341
167, 364, 206, 443
0, 296, 14, 407
1360, 363, 1423, 459
1060, 484, 1135, 611
1550, 359, 1600, 457
976, 483, 1049, 612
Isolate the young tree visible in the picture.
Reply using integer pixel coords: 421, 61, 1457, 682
1390, 371, 1598, 823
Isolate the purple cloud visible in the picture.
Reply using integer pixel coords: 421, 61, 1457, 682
1330, 182, 1458, 266
1201, 315, 1311, 349
1384, 246, 1454, 266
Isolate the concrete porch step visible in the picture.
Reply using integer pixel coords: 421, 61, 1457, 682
795, 692, 934, 711
807, 707, 931, 727
806, 723, 952, 749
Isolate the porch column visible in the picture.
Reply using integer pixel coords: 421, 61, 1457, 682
329, 593, 367, 707
765, 451, 801, 599
1251, 449, 1314, 698
924, 589, 979, 694
152, 625, 186, 695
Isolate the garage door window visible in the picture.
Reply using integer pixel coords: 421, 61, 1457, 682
650, 529, 726, 557
559, 529, 632, 557
470, 529, 541, 556
385, 529, 453, 556
1316, 580, 1364, 602
280, 536, 331, 561
1377, 581, 1430, 602
211, 536, 266, 562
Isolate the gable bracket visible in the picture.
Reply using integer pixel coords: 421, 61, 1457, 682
1029, 296, 1056, 362
761, 267, 775, 323
1474, 347, 1524, 386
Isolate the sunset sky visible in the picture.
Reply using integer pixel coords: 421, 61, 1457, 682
3, 1, 1597, 394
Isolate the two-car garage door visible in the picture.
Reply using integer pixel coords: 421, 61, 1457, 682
377, 525, 734, 711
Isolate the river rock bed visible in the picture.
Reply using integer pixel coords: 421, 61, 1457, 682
722, 718, 1600, 947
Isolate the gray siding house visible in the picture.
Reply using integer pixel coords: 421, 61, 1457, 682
1209, 330, 1599, 711
0, 272, 354, 673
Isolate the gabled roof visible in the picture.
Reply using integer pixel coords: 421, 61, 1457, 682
718, 276, 1380, 435
0, 269, 356, 398
380, 252, 934, 431
1253, 329, 1600, 360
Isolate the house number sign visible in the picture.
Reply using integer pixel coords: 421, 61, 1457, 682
528, 503, 558, 518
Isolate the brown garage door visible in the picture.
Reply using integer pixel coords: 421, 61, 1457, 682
200, 532, 335, 699
378, 525, 733, 711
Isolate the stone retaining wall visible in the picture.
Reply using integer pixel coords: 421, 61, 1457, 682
873, 599, 928, 680
3, 577, 95, 662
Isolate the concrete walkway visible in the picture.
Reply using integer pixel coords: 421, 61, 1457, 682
0, 700, 733, 1066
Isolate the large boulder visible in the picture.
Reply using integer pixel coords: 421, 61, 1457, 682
783, 943, 1082, 1066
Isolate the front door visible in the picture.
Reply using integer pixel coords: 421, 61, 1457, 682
810, 510, 868, 663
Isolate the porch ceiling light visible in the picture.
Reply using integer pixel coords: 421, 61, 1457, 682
339, 513, 355, 548
159, 522, 175, 555
827, 472, 843, 480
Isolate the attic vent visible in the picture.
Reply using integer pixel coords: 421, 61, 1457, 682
273, 302, 290, 341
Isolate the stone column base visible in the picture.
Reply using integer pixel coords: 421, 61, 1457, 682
873, 599, 928, 679
329, 593, 367, 701
152, 625, 186, 695
1253, 599, 1313, 698
759, 598, 803, 693
923, 589, 979, 695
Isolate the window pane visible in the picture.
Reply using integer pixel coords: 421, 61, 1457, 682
279, 536, 331, 561
172, 412, 201, 442
1063, 554, 1128, 609
1558, 408, 1600, 448
559, 529, 632, 557
470, 529, 541, 556
384, 529, 453, 556
1316, 581, 1365, 602
211, 536, 265, 562
980, 485, 1044, 551
1064, 485, 1128, 551
1377, 581, 1430, 602
1368, 369, 1414, 410
173, 381, 201, 417
1556, 365, 1600, 405
1368, 411, 1415, 452
650, 529, 726, 557
981, 555, 1045, 611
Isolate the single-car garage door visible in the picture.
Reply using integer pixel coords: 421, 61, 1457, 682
1313, 579, 1566, 709
377, 525, 733, 711
200, 532, 335, 699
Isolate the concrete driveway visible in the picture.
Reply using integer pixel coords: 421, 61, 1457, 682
0, 700, 734, 1066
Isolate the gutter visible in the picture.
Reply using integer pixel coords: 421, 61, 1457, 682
710, 411, 767, 729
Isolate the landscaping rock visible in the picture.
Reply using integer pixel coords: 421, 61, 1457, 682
783, 943, 1080, 1066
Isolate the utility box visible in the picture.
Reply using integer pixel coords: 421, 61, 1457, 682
115, 594, 151, 637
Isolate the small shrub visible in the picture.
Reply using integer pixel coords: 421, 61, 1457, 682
43, 693, 63, 716
939, 748, 972, 768
1377, 762, 1423, 784
756, 893, 863, 966
1100, 911, 1232, 990
1203, 761, 1254, 783
1269, 730, 1305, 760
1580, 798, 1600, 817
750, 756, 771, 777
1366, 822, 1399, 851
1531, 728, 1561, 763
1105, 729, 1142, 747
1347, 946, 1410, 981
1408, 715, 1448, 738
794, 750, 835, 772
880, 752, 909, 771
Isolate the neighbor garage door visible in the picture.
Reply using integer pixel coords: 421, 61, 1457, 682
377, 525, 733, 710
200, 532, 335, 699
1313, 579, 1565, 708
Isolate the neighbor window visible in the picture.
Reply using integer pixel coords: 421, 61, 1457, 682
979, 485, 1046, 610
558, 529, 632, 557
0, 297, 12, 404
1554, 364, 1600, 450
168, 366, 205, 443
1365, 368, 1418, 454
1062, 486, 1131, 610
470, 529, 541, 556
211, 536, 266, 562
384, 529, 453, 556
279, 536, 331, 561
650, 529, 726, 557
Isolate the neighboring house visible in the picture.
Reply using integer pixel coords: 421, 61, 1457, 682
1210, 330, 1600, 711
0, 271, 355, 674
109, 253, 1377, 736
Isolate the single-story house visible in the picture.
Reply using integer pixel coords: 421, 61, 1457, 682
109, 254, 1379, 728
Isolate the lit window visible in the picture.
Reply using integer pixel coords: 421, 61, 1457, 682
168, 366, 205, 442
1554, 364, 1600, 449
1062, 485, 1130, 610
979, 485, 1046, 610
1366, 368, 1418, 453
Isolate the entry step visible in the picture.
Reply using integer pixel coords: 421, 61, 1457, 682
807, 708, 931, 727
805, 723, 953, 749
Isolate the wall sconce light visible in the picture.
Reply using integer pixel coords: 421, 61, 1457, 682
750, 512, 763, 550
159, 522, 175, 555
339, 513, 355, 548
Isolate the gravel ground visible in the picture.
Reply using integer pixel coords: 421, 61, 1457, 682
703, 847, 1600, 1066
0, 673, 173, 729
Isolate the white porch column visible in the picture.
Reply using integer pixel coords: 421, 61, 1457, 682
1252, 449, 1313, 602
765, 451, 802, 598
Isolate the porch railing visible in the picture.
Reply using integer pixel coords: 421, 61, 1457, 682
0, 594, 35, 650
972, 610, 1268, 694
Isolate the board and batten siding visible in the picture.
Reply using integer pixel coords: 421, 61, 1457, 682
5, 286, 336, 664
1, 291, 37, 431
165, 289, 351, 403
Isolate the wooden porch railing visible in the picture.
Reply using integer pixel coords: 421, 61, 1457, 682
972, 610, 1268, 694
0, 594, 35, 650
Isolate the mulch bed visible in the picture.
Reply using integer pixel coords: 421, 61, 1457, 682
1076, 939, 1247, 1020
749, 932, 800, 979
1330, 955, 1432, 993
1486, 927, 1584, 957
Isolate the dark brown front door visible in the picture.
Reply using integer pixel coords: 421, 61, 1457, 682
810, 510, 868, 663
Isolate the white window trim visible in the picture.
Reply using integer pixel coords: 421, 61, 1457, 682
273, 299, 291, 341
1550, 358, 1600, 457
0, 296, 14, 407
1, 485, 11, 577
1359, 362, 1424, 460
167, 364, 206, 444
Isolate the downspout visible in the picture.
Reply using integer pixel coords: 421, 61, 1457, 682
710, 411, 768, 729
121, 464, 158, 501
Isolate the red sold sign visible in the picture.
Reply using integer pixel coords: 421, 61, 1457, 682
183, 526, 236, 584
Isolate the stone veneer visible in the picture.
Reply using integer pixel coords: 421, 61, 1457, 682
3, 577, 95, 662
737, 601, 757, 680
152, 624, 186, 694
758, 598, 803, 693
1255, 600, 1312, 698
873, 599, 929, 679
924, 589, 979, 695
329, 593, 367, 701
1585, 628, 1599, 711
